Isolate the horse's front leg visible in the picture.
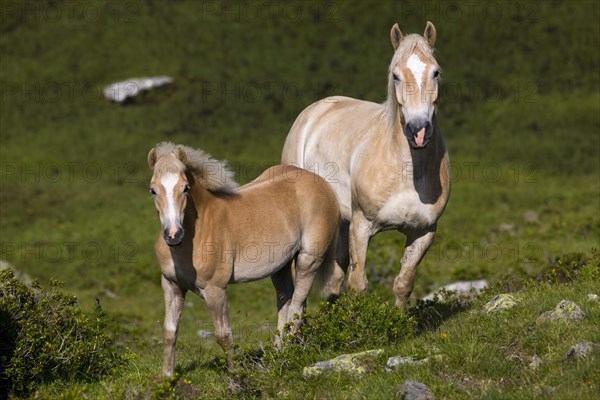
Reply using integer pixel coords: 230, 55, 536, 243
346, 212, 372, 292
161, 275, 186, 377
393, 226, 436, 309
204, 285, 234, 370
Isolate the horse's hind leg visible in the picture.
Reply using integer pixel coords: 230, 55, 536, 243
286, 251, 322, 331
203, 285, 234, 369
393, 226, 436, 309
271, 261, 294, 349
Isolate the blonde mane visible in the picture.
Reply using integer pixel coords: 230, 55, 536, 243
153, 142, 239, 195
385, 34, 438, 128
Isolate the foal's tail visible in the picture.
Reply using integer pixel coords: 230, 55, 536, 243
313, 228, 345, 302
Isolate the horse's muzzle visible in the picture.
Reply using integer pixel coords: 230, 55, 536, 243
163, 227, 185, 246
405, 120, 433, 149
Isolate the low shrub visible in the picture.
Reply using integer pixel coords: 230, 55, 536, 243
0, 270, 125, 396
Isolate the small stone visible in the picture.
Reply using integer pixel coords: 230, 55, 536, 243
499, 223, 516, 235
102, 289, 118, 299
423, 280, 488, 302
481, 294, 520, 314
523, 211, 538, 223
537, 300, 584, 323
528, 355, 542, 369
386, 356, 425, 372
385, 355, 442, 372
196, 329, 212, 339
303, 349, 383, 377
397, 380, 435, 400
587, 293, 599, 302
565, 341, 597, 360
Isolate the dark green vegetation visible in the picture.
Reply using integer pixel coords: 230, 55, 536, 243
0, 0, 598, 398
0, 270, 124, 396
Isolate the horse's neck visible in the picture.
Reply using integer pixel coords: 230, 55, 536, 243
388, 112, 445, 182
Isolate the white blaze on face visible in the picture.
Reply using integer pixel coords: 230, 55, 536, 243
161, 173, 180, 238
406, 54, 427, 91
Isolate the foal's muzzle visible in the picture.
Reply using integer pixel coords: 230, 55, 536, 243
163, 227, 185, 246
405, 120, 433, 149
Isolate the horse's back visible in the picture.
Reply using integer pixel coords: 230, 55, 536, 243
282, 96, 385, 219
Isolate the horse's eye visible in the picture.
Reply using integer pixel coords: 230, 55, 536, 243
183, 185, 190, 194
392, 73, 400, 82
150, 188, 157, 196
433, 70, 440, 79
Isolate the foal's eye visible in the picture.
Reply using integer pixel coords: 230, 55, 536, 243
150, 188, 157, 196
183, 185, 190, 194
392, 73, 400, 82
432, 70, 440, 79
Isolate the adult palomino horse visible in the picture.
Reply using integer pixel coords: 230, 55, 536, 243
148, 142, 340, 376
282, 22, 450, 308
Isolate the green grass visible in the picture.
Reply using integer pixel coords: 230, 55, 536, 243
1, 0, 599, 398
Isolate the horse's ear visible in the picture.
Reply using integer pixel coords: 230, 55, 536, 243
147, 148, 157, 169
424, 21, 436, 48
175, 146, 188, 165
390, 23, 403, 50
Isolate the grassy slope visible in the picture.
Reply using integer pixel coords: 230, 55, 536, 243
0, 0, 599, 398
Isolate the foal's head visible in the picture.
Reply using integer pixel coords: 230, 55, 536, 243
147, 143, 239, 246
388, 22, 440, 149
148, 145, 191, 246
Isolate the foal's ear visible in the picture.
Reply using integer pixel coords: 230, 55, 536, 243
424, 21, 436, 48
175, 146, 188, 165
390, 23, 403, 50
147, 148, 157, 169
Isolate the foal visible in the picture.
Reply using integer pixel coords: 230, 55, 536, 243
148, 142, 341, 376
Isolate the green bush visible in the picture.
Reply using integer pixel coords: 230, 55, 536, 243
0, 270, 125, 396
259, 291, 415, 372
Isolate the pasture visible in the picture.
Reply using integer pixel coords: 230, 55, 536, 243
1, 1, 598, 398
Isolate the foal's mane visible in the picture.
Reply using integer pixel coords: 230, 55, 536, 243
385, 34, 437, 128
154, 142, 239, 195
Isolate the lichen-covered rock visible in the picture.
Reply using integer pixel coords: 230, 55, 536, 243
385, 355, 442, 372
537, 300, 584, 323
564, 341, 598, 360
481, 294, 520, 314
302, 349, 383, 377
397, 380, 435, 400
528, 355, 542, 369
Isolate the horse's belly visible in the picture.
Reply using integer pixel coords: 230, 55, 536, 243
376, 191, 438, 230
230, 241, 300, 283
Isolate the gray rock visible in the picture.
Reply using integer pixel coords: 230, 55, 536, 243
528, 355, 542, 369
103, 76, 173, 103
481, 294, 520, 314
537, 300, 584, 323
523, 211, 539, 223
397, 380, 435, 400
565, 341, 598, 360
385, 355, 442, 372
303, 349, 383, 377
0, 260, 33, 287
196, 329, 212, 339
423, 280, 488, 301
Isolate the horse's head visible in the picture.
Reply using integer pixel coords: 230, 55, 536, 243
388, 22, 440, 149
148, 145, 190, 247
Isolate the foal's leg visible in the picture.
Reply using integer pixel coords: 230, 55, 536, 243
286, 251, 321, 331
393, 226, 436, 309
270, 262, 294, 350
346, 212, 372, 293
161, 275, 186, 377
203, 285, 234, 369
